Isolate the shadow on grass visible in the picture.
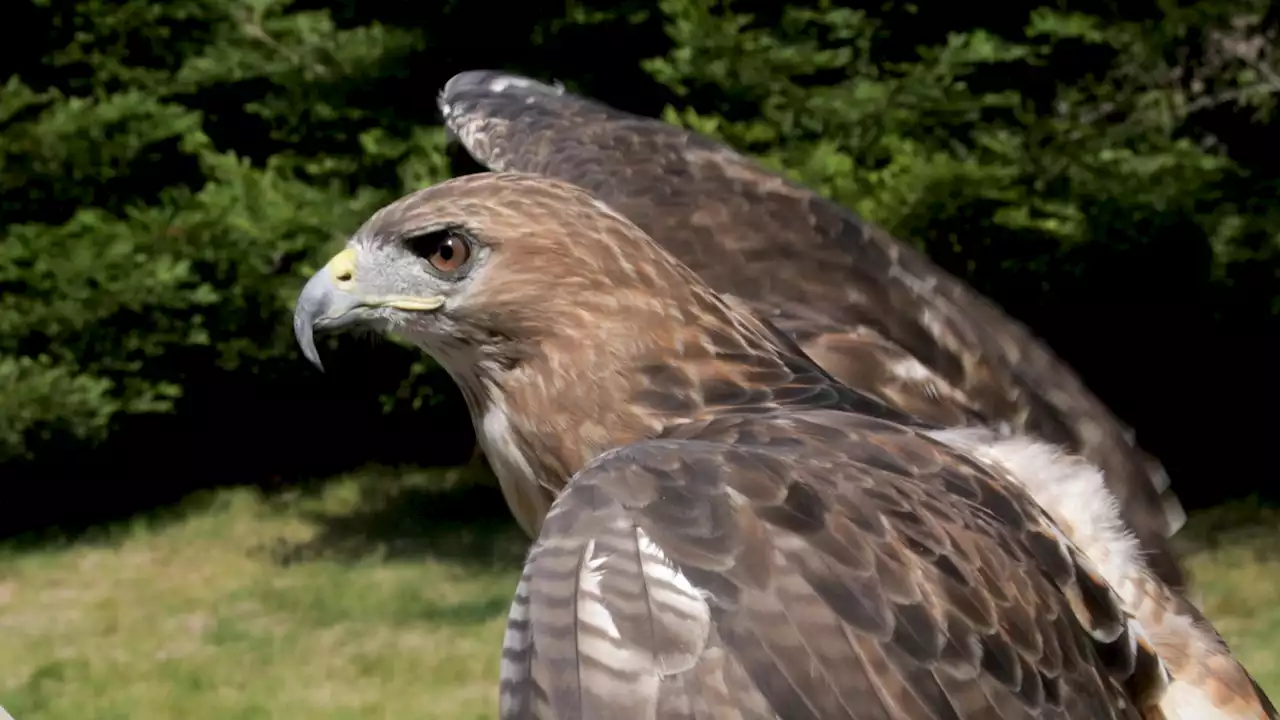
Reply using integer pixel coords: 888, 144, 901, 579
259, 462, 531, 571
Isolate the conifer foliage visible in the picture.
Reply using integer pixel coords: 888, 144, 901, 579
1, 0, 1275, 512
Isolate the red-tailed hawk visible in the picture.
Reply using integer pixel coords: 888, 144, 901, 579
292, 172, 1272, 719
435, 70, 1189, 591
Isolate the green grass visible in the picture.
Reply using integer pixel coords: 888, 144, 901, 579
0, 466, 527, 720
1, 470, 1276, 718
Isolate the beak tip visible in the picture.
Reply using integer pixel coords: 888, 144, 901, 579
293, 313, 325, 373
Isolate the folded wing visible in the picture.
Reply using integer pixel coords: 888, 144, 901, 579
501, 410, 1169, 719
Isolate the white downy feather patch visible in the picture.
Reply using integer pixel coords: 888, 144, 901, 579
928, 428, 1257, 720
928, 427, 1142, 597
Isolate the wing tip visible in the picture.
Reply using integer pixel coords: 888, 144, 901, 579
1143, 457, 1186, 538
1161, 487, 1188, 537
440, 69, 565, 106
438, 70, 567, 143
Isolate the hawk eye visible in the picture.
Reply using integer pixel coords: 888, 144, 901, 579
407, 229, 471, 274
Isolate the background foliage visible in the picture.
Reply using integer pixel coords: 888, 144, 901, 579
2, 0, 1276, 533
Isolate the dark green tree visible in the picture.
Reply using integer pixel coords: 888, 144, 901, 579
2, 0, 1275, 524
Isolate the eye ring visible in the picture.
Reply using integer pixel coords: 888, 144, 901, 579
406, 229, 472, 275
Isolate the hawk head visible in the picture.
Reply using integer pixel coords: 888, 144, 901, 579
294, 172, 715, 381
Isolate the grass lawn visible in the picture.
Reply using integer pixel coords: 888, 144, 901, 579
1, 467, 1276, 718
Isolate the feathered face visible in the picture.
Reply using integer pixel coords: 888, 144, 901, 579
293, 189, 490, 375
293, 171, 716, 389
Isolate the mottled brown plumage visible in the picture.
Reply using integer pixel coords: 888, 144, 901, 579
1122, 569, 1277, 720
289, 172, 1218, 719
933, 428, 1275, 720
435, 70, 1189, 592
505, 411, 1169, 720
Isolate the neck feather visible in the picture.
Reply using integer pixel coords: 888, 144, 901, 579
479, 301, 909, 495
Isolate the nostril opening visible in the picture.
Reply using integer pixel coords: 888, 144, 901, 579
336, 271, 352, 282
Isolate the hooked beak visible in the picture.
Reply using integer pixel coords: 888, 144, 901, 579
292, 247, 445, 371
